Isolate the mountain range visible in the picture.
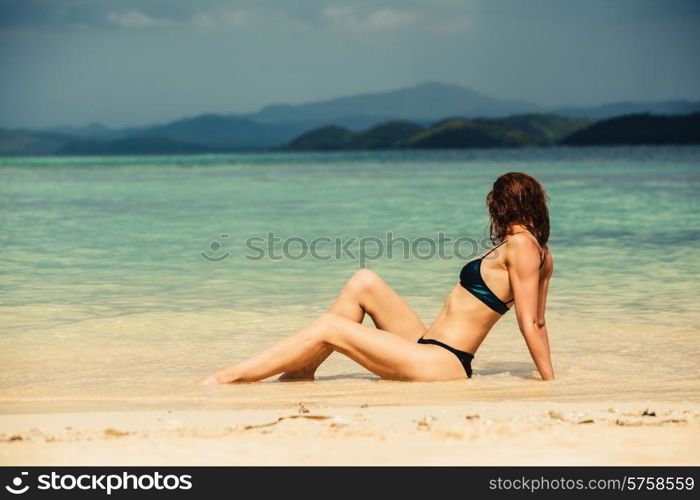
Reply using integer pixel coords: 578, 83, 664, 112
2, 82, 699, 155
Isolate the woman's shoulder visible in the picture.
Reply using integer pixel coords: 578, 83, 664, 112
505, 232, 552, 273
505, 231, 540, 252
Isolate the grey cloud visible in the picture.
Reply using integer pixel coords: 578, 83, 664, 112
0, 0, 201, 30
2, 0, 699, 128
0, 0, 473, 30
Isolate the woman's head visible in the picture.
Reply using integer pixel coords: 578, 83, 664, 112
486, 172, 550, 247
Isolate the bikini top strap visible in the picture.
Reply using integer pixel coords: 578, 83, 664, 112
481, 231, 527, 258
487, 231, 547, 267
481, 239, 507, 258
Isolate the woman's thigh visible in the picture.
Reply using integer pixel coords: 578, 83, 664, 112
343, 269, 427, 341
324, 314, 465, 381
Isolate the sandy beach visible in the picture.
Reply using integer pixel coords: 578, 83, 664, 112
2, 150, 699, 466
3, 0, 700, 471
2, 401, 698, 466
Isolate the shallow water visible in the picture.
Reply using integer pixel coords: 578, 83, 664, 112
1, 147, 699, 411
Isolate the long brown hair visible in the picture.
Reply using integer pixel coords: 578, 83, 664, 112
486, 172, 550, 249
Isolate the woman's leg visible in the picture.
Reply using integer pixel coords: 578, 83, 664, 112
279, 269, 426, 380
199, 313, 464, 383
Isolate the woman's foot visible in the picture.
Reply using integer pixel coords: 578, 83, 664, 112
196, 373, 222, 385
196, 368, 236, 384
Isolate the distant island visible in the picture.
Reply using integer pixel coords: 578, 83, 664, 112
284, 114, 593, 150
1, 82, 699, 156
283, 112, 700, 151
559, 113, 700, 146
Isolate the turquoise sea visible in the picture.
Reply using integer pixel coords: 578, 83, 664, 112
1, 147, 699, 410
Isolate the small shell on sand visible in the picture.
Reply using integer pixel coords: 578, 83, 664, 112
104, 428, 131, 438
548, 410, 565, 421
416, 417, 433, 430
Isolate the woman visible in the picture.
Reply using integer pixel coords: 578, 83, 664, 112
198, 172, 555, 384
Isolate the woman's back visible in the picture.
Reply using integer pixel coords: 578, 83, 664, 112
425, 230, 552, 355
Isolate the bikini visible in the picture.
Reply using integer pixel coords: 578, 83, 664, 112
416, 338, 475, 378
418, 232, 546, 378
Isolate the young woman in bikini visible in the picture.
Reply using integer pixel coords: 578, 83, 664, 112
198, 172, 555, 384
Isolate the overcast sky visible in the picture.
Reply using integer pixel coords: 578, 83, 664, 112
1, 0, 699, 128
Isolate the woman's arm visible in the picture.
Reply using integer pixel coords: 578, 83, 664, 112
506, 236, 555, 380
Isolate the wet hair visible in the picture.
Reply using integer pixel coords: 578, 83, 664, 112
486, 172, 550, 249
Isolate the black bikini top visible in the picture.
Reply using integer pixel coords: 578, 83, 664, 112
459, 232, 546, 315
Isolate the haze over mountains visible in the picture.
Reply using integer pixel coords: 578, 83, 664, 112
2, 82, 699, 155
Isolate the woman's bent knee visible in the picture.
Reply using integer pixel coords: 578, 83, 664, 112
310, 312, 340, 339
311, 312, 353, 345
315, 312, 338, 325
346, 269, 381, 295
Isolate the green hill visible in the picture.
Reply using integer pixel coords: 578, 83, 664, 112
497, 114, 593, 145
559, 112, 700, 145
285, 114, 593, 150
285, 125, 357, 150
352, 121, 425, 149
401, 117, 534, 148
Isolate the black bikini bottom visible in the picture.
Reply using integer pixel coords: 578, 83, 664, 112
417, 337, 474, 378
